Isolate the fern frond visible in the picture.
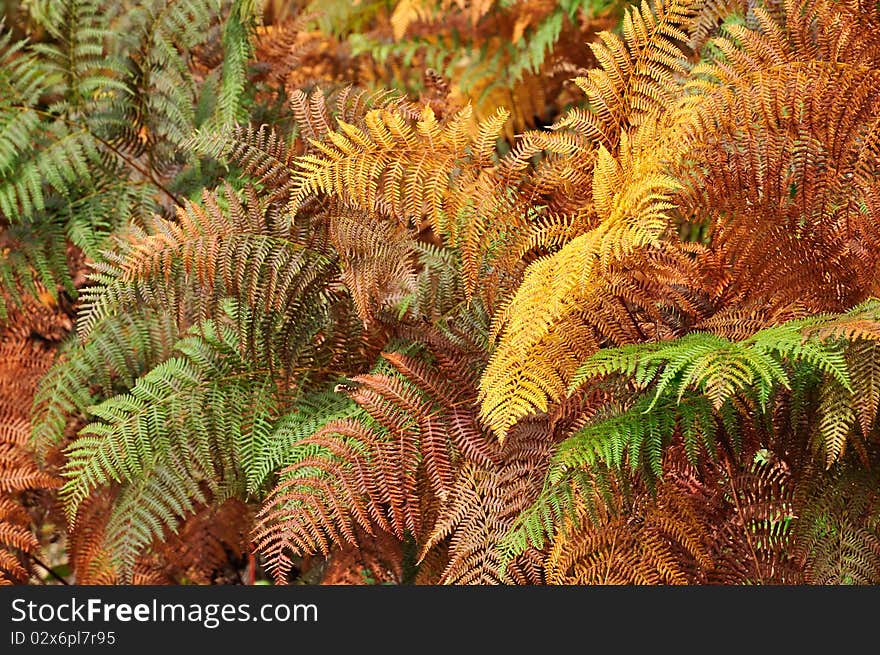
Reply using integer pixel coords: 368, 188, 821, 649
60, 315, 280, 577
0, 306, 64, 583
255, 341, 551, 584
32, 309, 179, 455
78, 185, 340, 375
568, 0, 699, 148
290, 102, 509, 233
546, 464, 713, 584
793, 465, 880, 585
479, 123, 684, 439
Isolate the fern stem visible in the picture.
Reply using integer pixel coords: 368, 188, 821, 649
724, 457, 764, 584
10, 105, 184, 207
26, 552, 70, 585
89, 133, 184, 208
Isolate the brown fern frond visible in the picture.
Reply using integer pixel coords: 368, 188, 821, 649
255, 340, 554, 584
329, 212, 418, 325
792, 464, 880, 584
153, 499, 253, 584
67, 492, 123, 584
677, 58, 880, 318
254, 416, 416, 581
70, 493, 253, 585
0, 295, 67, 583
547, 468, 714, 585
423, 460, 544, 584
221, 124, 298, 206
421, 411, 554, 585
290, 87, 335, 146
709, 454, 799, 583
253, 17, 313, 89
688, 0, 748, 51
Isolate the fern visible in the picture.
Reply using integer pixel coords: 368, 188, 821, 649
477, 0, 880, 441
255, 342, 550, 584
32, 309, 180, 456
60, 312, 282, 576
793, 465, 880, 585
479, 127, 685, 438
502, 303, 880, 572
0, 0, 258, 317
0, 298, 65, 584
8, 0, 880, 586
77, 185, 342, 375
351, 0, 620, 132
564, 308, 880, 469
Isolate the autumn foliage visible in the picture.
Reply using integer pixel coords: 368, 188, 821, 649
1, 0, 880, 585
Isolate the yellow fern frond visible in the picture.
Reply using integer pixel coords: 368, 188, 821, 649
291, 102, 510, 237
570, 0, 700, 148
479, 120, 683, 439
390, 0, 435, 40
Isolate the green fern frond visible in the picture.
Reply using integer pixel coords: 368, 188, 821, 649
31, 308, 179, 455
569, 316, 858, 412
498, 464, 615, 572
60, 314, 281, 574
199, 0, 257, 133
1, 0, 258, 317
245, 391, 359, 495
32, 0, 128, 111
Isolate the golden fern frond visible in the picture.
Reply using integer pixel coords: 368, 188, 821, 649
290, 101, 509, 234
390, 0, 436, 40
563, 0, 700, 148
479, 121, 684, 439
189, 87, 422, 211
276, 91, 520, 297
498, 211, 596, 273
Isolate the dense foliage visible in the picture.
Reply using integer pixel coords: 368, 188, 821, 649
2, 0, 880, 585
